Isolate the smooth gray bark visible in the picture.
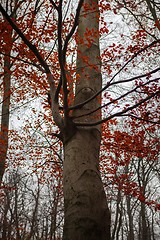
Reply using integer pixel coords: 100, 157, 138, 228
62, 1, 111, 239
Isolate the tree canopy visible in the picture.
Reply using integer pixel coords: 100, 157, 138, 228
0, 0, 160, 239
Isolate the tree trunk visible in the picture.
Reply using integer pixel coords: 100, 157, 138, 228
126, 195, 134, 240
63, 129, 110, 240
62, 1, 110, 239
141, 201, 150, 240
0, 51, 11, 185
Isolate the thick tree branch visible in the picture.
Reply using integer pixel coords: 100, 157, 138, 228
47, 74, 64, 129
49, 0, 59, 11
57, 0, 69, 121
0, 4, 64, 129
55, 0, 84, 124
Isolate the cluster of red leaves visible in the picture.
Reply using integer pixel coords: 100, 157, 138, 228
100, 116, 159, 211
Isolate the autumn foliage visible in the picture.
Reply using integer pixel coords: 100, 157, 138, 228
0, 0, 160, 239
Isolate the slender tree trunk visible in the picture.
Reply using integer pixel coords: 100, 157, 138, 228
14, 186, 21, 240
141, 201, 150, 240
27, 186, 40, 240
0, 0, 17, 186
111, 189, 121, 240
62, 1, 110, 239
2, 196, 9, 240
0, 52, 11, 185
125, 166, 134, 240
126, 195, 134, 240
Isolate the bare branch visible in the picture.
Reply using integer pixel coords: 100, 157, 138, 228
70, 44, 160, 110
122, 114, 160, 124
145, 0, 160, 30
55, 0, 84, 121
49, 0, 58, 11
0, 51, 45, 72
72, 78, 160, 119
74, 91, 160, 126
122, 0, 159, 39
63, 0, 84, 59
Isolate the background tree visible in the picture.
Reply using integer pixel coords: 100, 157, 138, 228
0, 0, 13, 184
